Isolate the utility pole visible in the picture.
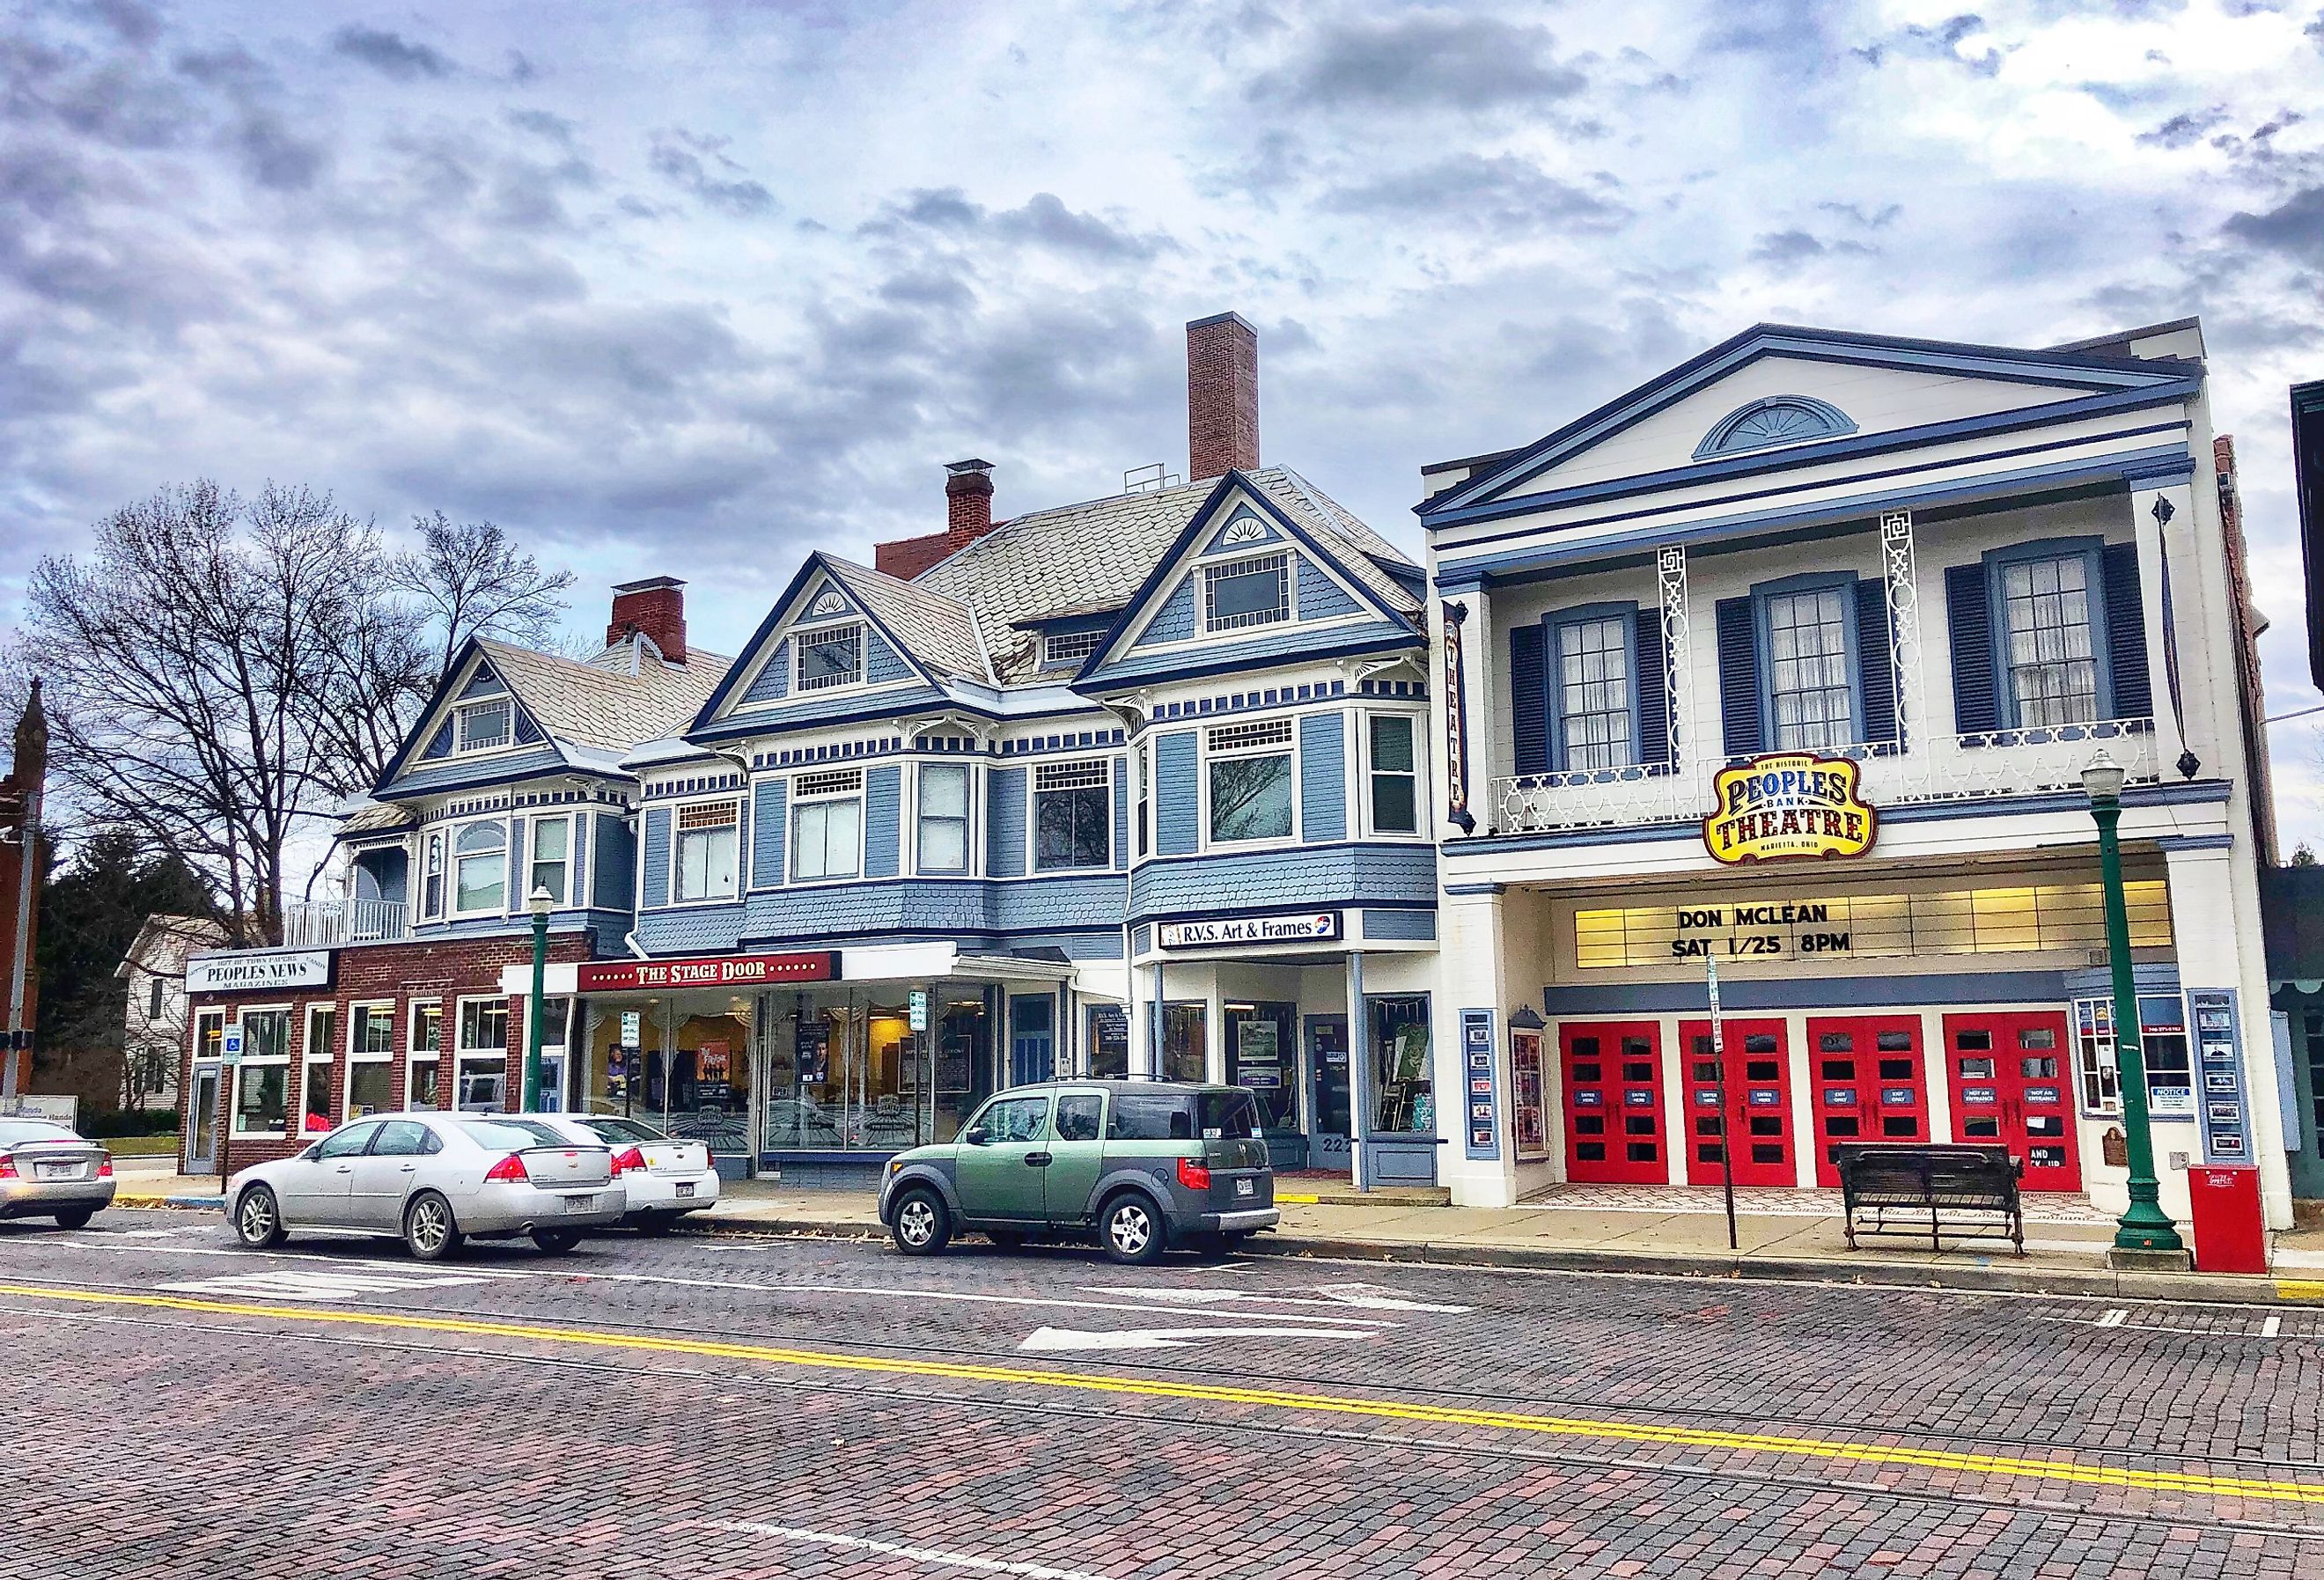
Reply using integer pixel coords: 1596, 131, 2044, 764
4, 680, 48, 1107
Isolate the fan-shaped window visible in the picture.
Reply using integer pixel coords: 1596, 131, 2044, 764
1694, 395, 1856, 459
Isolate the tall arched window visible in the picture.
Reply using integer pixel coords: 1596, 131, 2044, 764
453, 821, 508, 914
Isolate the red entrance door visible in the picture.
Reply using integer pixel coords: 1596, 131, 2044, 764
1806, 1015, 1930, 1187
1942, 1010, 2080, 1192
1677, 1018, 1796, 1187
1560, 1021, 1666, 1185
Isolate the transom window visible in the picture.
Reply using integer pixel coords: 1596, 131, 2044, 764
1033, 760, 1111, 871
673, 801, 739, 901
1206, 717, 1294, 844
455, 699, 511, 753
795, 623, 864, 692
1203, 553, 1291, 633
1043, 629, 1103, 666
1556, 616, 1633, 770
452, 821, 507, 914
792, 768, 864, 881
1765, 587, 1854, 750
2002, 555, 2099, 727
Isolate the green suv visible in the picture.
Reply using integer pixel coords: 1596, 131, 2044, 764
877, 1081, 1278, 1264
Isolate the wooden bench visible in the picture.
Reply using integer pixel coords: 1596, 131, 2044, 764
1833, 1143, 2025, 1256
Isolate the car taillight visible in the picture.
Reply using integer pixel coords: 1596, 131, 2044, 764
1176, 1157, 1211, 1192
97, 1157, 113, 1179
484, 1152, 528, 1183
0, 1156, 15, 1179
611, 1146, 646, 1176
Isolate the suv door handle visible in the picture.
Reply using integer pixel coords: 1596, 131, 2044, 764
1025, 1152, 1053, 1167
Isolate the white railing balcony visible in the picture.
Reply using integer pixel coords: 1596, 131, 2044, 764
1487, 717, 2160, 838
278, 898, 410, 947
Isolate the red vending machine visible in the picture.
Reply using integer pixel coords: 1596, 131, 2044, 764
2187, 1166, 2267, 1275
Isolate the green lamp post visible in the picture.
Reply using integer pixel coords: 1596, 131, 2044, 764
522, 884, 553, 1113
2083, 751, 2184, 1253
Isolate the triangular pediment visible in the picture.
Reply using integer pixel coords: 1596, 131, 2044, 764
693, 555, 952, 730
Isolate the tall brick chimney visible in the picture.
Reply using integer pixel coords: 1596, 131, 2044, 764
607, 576, 687, 664
1187, 311, 1259, 481
945, 459, 996, 547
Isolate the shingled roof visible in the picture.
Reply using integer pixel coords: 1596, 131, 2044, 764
819, 559, 994, 686
474, 637, 732, 755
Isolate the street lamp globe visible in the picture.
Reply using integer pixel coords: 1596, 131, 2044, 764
2080, 750, 2126, 805
527, 885, 555, 917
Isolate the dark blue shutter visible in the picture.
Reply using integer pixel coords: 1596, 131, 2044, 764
1716, 598, 1762, 757
1945, 563, 1998, 734
1633, 607, 1670, 765
1854, 580, 1899, 746
1510, 623, 1548, 775
2101, 542, 2151, 719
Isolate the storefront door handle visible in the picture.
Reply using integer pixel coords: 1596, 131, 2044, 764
1025, 1152, 1053, 1167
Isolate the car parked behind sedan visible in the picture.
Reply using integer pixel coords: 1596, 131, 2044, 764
227, 1112, 624, 1259
0, 1119, 115, 1229
533, 1113, 719, 1233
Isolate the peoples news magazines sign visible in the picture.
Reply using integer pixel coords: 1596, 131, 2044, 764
1703, 752, 1877, 865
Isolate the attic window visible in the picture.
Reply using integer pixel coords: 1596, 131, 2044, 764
1693, 395, 1857, 459
795, 624, 864, 692
1043, 629, 1103, 667
1203, 553, 1291, 634
455, 700, 511, 753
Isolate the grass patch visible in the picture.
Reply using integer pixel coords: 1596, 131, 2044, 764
104, 1135, 182, 1156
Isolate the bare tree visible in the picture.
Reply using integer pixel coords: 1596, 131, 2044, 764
392, 512, 574, 677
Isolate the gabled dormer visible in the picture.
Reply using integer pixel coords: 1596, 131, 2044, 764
376, 645, 565, 800
1077, 472, 1423, 692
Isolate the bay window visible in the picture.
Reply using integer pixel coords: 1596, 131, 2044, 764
674, 800, 740, 901
452, 821, 507, 915
1367, 715, 1418, 834
916, 764, 970, 874
791, 769, 864, 881
1205, 719, 1293, 844
528, 815, 571, 906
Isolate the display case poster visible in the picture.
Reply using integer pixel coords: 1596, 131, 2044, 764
1461, 1010, 1498, 1161
1238, 1022, 1280, 1065
795, 1020, 829, 1086
697, 1040, 731, 1081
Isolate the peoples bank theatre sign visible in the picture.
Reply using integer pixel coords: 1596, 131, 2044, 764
1703, 752, 1878, 865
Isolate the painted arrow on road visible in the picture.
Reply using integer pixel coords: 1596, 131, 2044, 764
1019, 1323, 1381, 1352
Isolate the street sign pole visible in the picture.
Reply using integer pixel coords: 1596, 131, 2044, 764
1707, 957, 1738, 1253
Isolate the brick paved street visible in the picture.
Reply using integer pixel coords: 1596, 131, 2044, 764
2, 1209, 2319, 1578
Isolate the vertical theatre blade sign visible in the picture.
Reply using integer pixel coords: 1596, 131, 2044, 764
1442, 600, 1475, 833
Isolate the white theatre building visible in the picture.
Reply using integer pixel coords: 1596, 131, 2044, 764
1419, 320, 2291, 1228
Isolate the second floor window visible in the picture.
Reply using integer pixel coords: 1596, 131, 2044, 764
1204, 553, 1291, 633
2002, 555, 2099, 727
1206, 719, 1294, 843
147, 976, 165, 1018
529, 816, 570, 905
1765, 587, 1854, 750
1369, 715, 1418, 834
673, 802, 739, 900
792, 769, 864, 881
916, 764, 969, 873
422, 834, 445, 919
1556, 615, 1634, 770
456, 699, 511, 752
795, 623, 864, 691
453, 821, 507, 914
1034, 759, 1111, 870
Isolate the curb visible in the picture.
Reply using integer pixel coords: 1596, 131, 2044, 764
116, 1194, 225, 1212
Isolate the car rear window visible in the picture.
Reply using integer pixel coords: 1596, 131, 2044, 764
577, 1117, 663, 1145
0, 1121, 76, 1145
1107, 1091, 1193, 1142
1198, 1090, 1260, 1141
460, 1119, 573, 1149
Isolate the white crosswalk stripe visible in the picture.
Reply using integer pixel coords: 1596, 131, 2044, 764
157, 1269, 489, 1302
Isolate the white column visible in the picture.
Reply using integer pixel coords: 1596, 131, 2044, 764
1656, 1011, 1688, 1187
1919, 1009, 1956, 1147
1783, 1010, 1817, 1188
1204, 968, 1225, 1086
1433, 888, 1515, 1207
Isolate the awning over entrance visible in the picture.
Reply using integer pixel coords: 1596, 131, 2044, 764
498, 942, 1077, 998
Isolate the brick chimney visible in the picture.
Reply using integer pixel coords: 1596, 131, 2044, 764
945, 459, 996, 547
1187, 311, 1259, 481
607, 576, 687, 664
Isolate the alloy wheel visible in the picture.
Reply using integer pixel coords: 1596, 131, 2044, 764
408, 1198, 450, 1253
238, 1192, 275, 1242
897, 1197, 937, 1247
1108, 1202, 1152, 1257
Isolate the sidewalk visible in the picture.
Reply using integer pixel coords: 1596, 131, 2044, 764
117, 1172, 2324, 1303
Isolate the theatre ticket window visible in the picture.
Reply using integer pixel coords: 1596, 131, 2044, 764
1369, 996, 1432, 1135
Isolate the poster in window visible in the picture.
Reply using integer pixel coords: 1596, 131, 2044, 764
697, 1039, 731, 1082
1391, 1024, 1430, 1083
1237, 1021, 1280, 1065
795, 1020, 829, 1086
1511, 1029, 1547, 1159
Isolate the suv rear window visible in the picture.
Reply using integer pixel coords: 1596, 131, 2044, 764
1107, 1091, 1193, 1142
1198, 1090, 1260, 1141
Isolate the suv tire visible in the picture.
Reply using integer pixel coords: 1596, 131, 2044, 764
890, 1186, 951, 1255
1099, 1192, 1166, 1265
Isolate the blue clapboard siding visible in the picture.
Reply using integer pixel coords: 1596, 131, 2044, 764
867, 629, 912, 684
1363, 908, 1438, 941
642, 806, 672, 909
1298, 712, 1346, 841
988, 767, 1027, 878
742, 641, 791, 704
1112, 755, 1129, 871
865, 766, 901, 878
570, 812, 589, 903
592, 814, 634, 911
1944, 562, 1998, 734
1135, 577, 1197, 648
1154, 731, 1198, 856
1092, 618, 1414, 686
2102, 542, 2151, 717
1509, 623, 1548, 776
386, 742, 567, 797
1856, 581, 1900, 746
505, 819, 526, 914
1716, 597, 1764, 757
752, 780, 787, 889
1634, 610, 1671, 764
1297, 561, 1362, 621
1129, 842, 1436, 918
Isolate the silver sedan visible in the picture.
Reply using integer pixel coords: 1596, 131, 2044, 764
0, 1120, 115, 1229
226, 1112, 624, 1259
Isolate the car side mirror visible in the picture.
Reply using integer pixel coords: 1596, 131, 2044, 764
964, 1125, 989, 1146
299, 1143, 323, 1162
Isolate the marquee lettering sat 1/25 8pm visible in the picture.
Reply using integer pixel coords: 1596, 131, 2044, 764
1702, 752, 1878, 865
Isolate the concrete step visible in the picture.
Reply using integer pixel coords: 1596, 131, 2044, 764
1277, 1183, 1451, 1208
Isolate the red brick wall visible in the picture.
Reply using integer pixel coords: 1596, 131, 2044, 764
180, 930, 597, 1177
874, 530, 955, 580
1187, 312, 1259, 481
945, 467, 994, 547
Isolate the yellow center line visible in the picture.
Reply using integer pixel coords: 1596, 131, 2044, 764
4, 1279, 2318, 1507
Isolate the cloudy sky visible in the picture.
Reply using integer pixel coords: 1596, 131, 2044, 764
4, 0, 2322, 843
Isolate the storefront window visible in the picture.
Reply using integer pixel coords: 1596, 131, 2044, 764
2137, 994, 2193, 1118
301, 1004, 335, 1134
1085, 1004, 1129, 1080
1225, 1002, 1298, 1135
762, 988, 992, 1153
1162, 1003, 1207, 1084
658, 1010, 751, 1150
527, 998, 575, 1114
193, 1008, 224, 1063
2072, 997, 2121, 1115
408, 1001, 442, 1110
1369, 996, 1432, 1135
456, 997, 509, 1112
234, 1062, 288, 1136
